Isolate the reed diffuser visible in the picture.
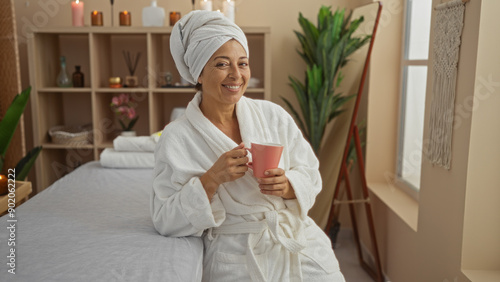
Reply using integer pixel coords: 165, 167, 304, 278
110, 0, 114, 26
122, 50, 141, 87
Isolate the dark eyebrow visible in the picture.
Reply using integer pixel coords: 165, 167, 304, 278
213, 56, 248, 61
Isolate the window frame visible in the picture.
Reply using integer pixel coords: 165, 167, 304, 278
395, 0, 432, 200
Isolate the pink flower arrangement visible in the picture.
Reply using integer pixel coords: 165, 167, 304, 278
110, 93, 139, 131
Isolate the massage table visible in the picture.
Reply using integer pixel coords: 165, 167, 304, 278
0, 161, 203, 281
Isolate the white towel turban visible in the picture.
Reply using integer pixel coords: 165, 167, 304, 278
170, 10, 249, 85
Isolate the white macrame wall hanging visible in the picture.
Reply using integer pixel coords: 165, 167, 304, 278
427, 0, 467, 170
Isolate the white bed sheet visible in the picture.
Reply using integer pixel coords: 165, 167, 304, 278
0, 161, 203, 281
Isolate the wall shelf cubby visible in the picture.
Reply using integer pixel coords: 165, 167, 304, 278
28, 27, 271, 192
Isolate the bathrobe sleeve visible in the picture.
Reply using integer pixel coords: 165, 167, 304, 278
150, 123, 225, 237
274, 104, 322, 219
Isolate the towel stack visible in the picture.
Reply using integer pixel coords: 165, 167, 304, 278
100, 134, 160, 168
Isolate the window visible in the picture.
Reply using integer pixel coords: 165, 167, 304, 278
397, 0, 433, 197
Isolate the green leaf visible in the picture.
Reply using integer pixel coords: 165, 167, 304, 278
281, 97, 307, 138
288, 75, 309, 125
118, 119, 127, 131
306, 65, 321, 100
330, 8, 345, 46
342, 10, 353, 34
347, 15, 364, 36
294, 31, 314, 64
328, 94, 355, 122
317, 88, 332, 135
327, 36, 347, 83
0, 87, 32, 161
318, 6, 331, 31
125, 116, 139, 131
308, 96, 321, 153
298, 13, 319, 64
336, 71, 344, 88
343, 35, 371, 64
15, 146, 42, 181
347, 121, 367, 166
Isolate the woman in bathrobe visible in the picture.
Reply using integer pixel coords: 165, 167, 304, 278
151, 10, 345, 282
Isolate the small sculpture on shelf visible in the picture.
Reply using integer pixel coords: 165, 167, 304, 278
177, 76, 193, 87
109, 77, 122, 88
142, 0, 165, 26
110, 93, 139, 136
160, 71, 173, 87
72, 65, 84, 87
122, 50, 141, 87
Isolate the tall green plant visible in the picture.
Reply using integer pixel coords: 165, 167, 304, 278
0, 86, 42, 180
283, 6, 371, 155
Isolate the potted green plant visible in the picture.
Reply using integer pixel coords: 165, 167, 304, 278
283, 6, 371, 155
0, 86, 42, 193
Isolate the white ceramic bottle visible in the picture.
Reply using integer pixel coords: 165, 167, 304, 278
142, 0, 165, 27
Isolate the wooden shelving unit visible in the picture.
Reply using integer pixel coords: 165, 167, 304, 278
27, 27, 271, 193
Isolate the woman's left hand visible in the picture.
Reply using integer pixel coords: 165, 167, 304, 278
257, 168, 296, 199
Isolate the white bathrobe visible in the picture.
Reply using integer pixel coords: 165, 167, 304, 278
151, 92, 345, 282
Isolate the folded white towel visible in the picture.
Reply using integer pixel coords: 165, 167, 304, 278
170, 107, 186, 123
100, 148, 154, 168
151, 131, 162, 143
113, 136, 157, 152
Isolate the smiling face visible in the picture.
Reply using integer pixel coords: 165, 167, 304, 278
197, 39, 250, 108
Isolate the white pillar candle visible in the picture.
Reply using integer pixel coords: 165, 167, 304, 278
222, 0, 235, 22
71, 0, 84, 27
200, 0, 212, 11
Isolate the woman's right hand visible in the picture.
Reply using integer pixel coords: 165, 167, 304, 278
200, 143, 248, 200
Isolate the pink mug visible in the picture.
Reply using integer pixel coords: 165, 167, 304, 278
245, 143, 284, 178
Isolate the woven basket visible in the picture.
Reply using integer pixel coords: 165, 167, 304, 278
49, 124, 93, 145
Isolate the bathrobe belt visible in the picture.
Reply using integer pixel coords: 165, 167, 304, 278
210, 210, 306, 282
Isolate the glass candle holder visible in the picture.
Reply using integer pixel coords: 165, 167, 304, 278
91, 11, 103, 26
119, 11, 131, 26
169, 12, 181, 26
0, 174, 8, 195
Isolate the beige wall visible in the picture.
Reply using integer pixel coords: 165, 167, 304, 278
462, 0, 500, 273
365, 0, 500, 281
